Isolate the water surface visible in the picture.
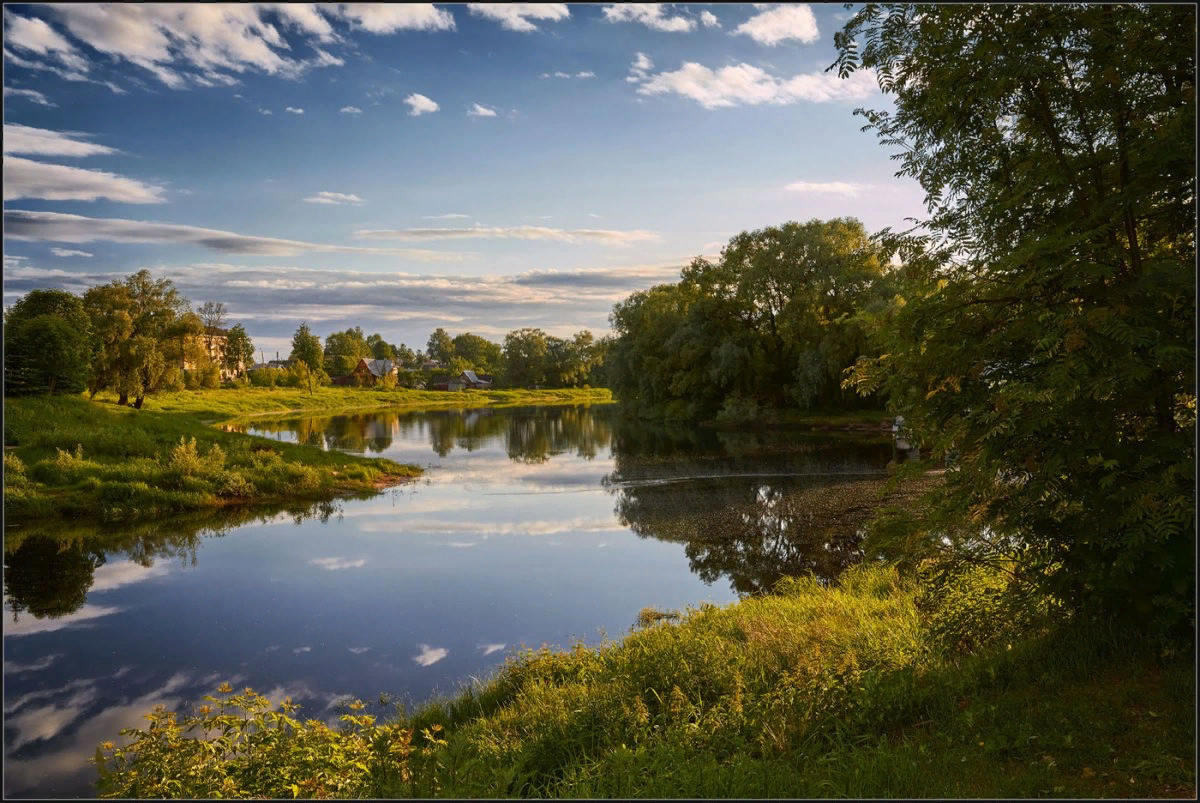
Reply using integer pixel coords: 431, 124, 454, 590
3, 403, 904, 797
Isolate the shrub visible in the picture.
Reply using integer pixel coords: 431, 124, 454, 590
4, 452, 29, 488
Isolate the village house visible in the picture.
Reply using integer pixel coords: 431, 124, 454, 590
351, 357, 399, 386
183, 329, 242, 381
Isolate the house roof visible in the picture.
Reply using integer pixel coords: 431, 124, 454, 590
460, 370, 493, 385
362, 358, 396, 377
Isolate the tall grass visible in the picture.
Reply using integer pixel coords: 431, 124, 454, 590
93, 564, 1195, 798
3, 394, 419, 521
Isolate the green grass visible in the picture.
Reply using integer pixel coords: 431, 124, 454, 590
3, 387, 611, 522
92, 564, 1194, 799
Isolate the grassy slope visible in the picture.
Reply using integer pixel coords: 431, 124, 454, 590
93, 565, 1194, 799
3, 387, 610, 521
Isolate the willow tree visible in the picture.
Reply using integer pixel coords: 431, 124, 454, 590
836, 4, 1195, 634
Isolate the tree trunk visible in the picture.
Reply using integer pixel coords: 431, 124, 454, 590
117, 392, 129, 406
133, 396, 145, 410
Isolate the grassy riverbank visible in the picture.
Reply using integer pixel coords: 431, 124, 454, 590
93, 563, 1194, 799
3, 388, 612, 522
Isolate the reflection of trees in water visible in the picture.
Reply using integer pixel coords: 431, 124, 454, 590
506, 406, 613, 464
604, 421, 924, 595
2, 499, 343, 623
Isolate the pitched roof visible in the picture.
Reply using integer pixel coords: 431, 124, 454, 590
362, 358, 396, 377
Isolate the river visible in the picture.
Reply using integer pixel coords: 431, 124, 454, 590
3, 403, 908, 798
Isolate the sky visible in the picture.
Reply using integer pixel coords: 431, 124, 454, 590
2, 2, 927, 358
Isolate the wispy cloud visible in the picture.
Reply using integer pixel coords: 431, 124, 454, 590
293, 646, 312, 654
466, 102, 497, 117
50, 247, 95, 256
335, 4, 455, 34
3, 654, 63, 673
626, 52, 654, 83
257, 108, 273, 115
575, 70, 595, 78
733, 4, 819, 46
285, 106, 304, 114
4, 209, 469, 260
603, 4, 696, 33
347, 646, 371, 654
310, 556, 367, 570
422, 212, 470, 220
478, 643, 506, 656
353, 225, 658, 245
303, 191, 365, 206
783, 180, 865, 196
339, 105, 363, 114
4, 604, 124, 637
634, 61, 877, 109
467, 3, 570, 32
3, 86, 56, 107
3, 123, 118, 157
412, 644, 448, 666
3, 157, 167, 203
3, 12, 90, 74
404, 92, 439, 115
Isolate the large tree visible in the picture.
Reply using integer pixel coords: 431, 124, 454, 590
289, 322, 324, 372
3, 289, 94, 396
451, 332, 503, 375
324, 326, 371, 377
835, 4, 1195, 633
426, 327, 455, 364
223, 323, 254, 379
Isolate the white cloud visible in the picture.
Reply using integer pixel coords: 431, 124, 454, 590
258, 107, 273, 115
89, 560, 170, 591
467, 102, 496, 117
699, 10, 721, 28
2, 123, 118, 157
3, 156, 168, 203
353, 226, 658, 246
554, 71, 570, 78
627, 52, 654, 83
3, 604, 124, 637
269, 3, 339, 42
783, 180, 865, 196
347, 646, 371, 654
404, 93, 439, 115
3, 654, 62, 673
412, 644, 448, 666
576, 70, 595, 78
733, 4, 819, 46
635, 61, 877, 109
422, 212, 470, 219
479, 643, 506, 656
50, 247, 94, 258
603, 4, 695, 33
339, 105, 363, 114
334, 4, 455, 34
310, 556, 367, 570
285, 106, 304, 114
588, 213, 601, 218
3, 209, 469, 260
303, 190, 365, 205
3, 11, 90, 74
467, 3, 570, 32
3, 86, 55, 106
293, 645, 312, 653
43, 4, 349, 89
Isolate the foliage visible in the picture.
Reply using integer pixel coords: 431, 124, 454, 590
3, 288, 94, 396
451, 332, 503, 375
93, 563, 1194, 798
609, 219, 888, 422
324, 326, 372, 376
223, 323, 254, 378
426, 327, 455, 364
835, 4, 1196, 635
289, 322, 325, 375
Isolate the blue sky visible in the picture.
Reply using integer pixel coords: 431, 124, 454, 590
2, 3, 925, 357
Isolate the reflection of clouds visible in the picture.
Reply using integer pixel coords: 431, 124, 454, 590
347, 646, 370, 654
412, 644, 448, 667
4, 604, 124, 638
368, 516, 623, 538
3, 653, 62, 673
445, 541, 477, 548
479, 643, 506, 656
310, 557, 367, 570
265, 645, 280, 652
88, 560, 170, 592
293, 646, 311, 654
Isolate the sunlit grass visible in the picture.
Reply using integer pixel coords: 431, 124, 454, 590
92, 563, 1194, 798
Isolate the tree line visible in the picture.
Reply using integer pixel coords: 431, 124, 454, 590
3, 270, 253, 406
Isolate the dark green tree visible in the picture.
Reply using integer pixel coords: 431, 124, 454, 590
324, 326, 371, 377
426, 327, 455, 364
835, 4, 1195, 633
3, 289, 94, 396
223, 323, 254, 379
451, 332, 503, 375
289, 322, 324, 372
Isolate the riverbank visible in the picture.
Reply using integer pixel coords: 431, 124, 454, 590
92, 562, 1194, 799
3, 388, 613, 522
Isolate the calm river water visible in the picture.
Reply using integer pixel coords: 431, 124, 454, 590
3, 403, 901, 798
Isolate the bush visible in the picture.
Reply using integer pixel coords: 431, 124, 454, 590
4, 452, 30, 488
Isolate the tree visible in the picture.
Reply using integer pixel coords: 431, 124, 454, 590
81, 283, 133, 399
426, 328, 455, 364
451, 332, 502, 375
835, 4, 1195, 633
223, 324, 254, 379
3, 289, 94, 396
324, 327, 371, 376
196, 300, 228, 354
503, 328, 549, 388
290, 322, 324, 372
366, 332, 395, 361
